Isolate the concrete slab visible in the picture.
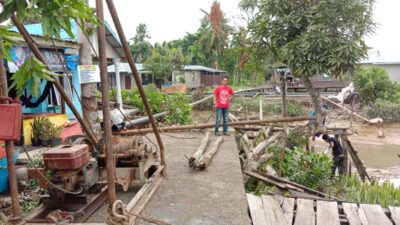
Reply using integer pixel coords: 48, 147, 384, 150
136, 131, 252, 225
16, 147, 49, 164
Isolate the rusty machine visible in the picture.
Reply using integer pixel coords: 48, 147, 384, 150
26, 136, 157, 223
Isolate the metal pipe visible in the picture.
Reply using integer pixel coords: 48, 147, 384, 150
9, 15, 98, 146
105, 0, 167, 174
0, 54, 23, 223
115, 116, 316, 135
96, 0, 116, 206
124, 95, 212, 129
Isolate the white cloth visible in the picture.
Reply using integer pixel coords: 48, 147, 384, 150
331, 82, 354, 104
111, 108, 125, 125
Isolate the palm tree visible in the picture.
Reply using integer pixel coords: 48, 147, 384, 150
200, 1, 232, 69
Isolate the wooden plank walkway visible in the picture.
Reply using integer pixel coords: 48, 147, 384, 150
247, 194, 399, 225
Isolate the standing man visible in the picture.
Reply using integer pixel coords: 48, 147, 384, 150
322, 134, 345, 176
214, 77, 234, 136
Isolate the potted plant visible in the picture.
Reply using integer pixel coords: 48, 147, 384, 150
50, 126, 63, 146
31, 117, 44, 146
39, 123, 53, 147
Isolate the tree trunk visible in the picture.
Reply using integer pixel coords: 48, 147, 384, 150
189, 132, 211, 167
78, 21, 101, 136
196, 136, 223, 170
303, 76, 321, 127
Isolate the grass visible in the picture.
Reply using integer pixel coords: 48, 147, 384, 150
326, 176, 400, 207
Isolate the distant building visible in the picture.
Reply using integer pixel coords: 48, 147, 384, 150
359, 61, 400, 83
172, 65, 227, 89
359, 50, 400, 82
107, 63, 153, 89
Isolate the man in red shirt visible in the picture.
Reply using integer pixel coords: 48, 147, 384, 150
214, 77, 234, 136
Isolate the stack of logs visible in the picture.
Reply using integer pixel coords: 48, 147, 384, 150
188, 132, 224, 170
238, 126, 289, 176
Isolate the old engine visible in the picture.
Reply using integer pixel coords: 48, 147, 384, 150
42, 144, 98, 199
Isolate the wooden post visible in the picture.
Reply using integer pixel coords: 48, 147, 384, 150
0, 55, 23, 224
96, 0, 116, 206
341, 136, 371, 182
340, 136, 348, 176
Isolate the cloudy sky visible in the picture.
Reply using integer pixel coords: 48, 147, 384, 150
91, 0, 400, 62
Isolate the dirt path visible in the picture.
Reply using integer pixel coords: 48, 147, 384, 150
136, 131, 252, 225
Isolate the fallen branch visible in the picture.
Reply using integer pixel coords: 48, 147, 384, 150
252, 170, 337, 200
245, 170, 303, 192
196, 136, 224, 170
189, 132, 211, 167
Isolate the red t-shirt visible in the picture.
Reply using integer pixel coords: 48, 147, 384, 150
214, 85, 234, 108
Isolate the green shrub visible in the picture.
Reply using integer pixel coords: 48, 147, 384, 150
287, 130, 309, 149
109, 85, 192, 124
366, 100, 400, 122
354, 67, 400, 104
269, 147, 332, 191
287, 103, 305, 117
165, 93, 192, 125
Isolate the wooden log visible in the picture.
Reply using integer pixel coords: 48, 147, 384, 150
115, 116, 316, 135
195, 136, 224, 170
253, 132, 284, 156
247, 153, 274, 172
341, 136, 371, 182
244, 170, 304, 192
253, 170, 336, 199
188, 132, 211, 167
228, 113, 239, 122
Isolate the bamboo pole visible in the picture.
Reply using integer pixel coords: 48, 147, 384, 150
322, 97, 370, 122
96, 0, 116, 206
114, 116, 316, 136
105, 0, 167, 175
196, 136, 224, 170
189, 132, 211, 167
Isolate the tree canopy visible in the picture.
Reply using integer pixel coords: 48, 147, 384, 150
241, 0, 375, 119
144, 44, 189, 83
130, 23, 152, 63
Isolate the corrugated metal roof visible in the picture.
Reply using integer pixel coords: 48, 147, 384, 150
9, 22, 78, 42
9, 21, 125, 59
107, 63, 148, 73
182, 65, 226, 73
